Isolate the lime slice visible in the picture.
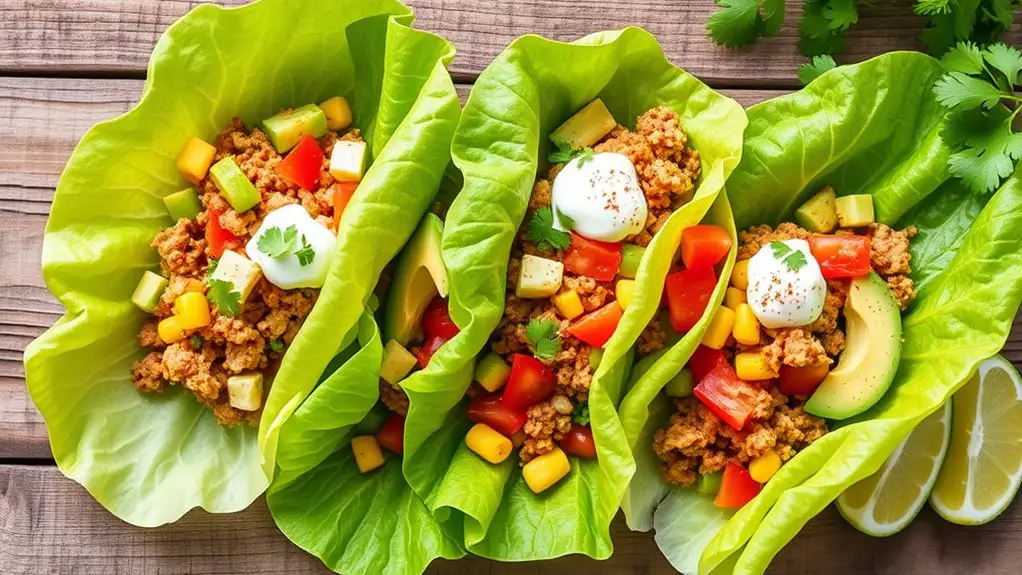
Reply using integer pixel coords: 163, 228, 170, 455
837, 399, 951, 536
930, 355, 1022, 525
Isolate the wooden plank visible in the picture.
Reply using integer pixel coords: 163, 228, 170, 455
3, 1, 1019, 88
2, 464, 1021, 575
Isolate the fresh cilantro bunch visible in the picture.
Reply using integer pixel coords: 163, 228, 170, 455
525, 317, 562, 360
918, 0, 1019, 56
934, 42, 1022, 194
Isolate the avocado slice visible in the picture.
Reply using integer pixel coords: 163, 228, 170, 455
209, 157, 260, 213
794, 187, 838, 233
804, 272, 902, 420
665, 368, 695, 397
383, 213, 448, 346
475, 352, 511, 392
262, 104, 329, 153
619, 244, 646, 279
163, 188, 203, 221
550, 99, 618, 149
835, 194, 875, 228
381, 339, 418, 385
131, 270, 169, 313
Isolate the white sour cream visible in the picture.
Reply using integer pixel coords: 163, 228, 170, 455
747, 239, 826, 329
551, 152, 647, 242
246, 204, 336, 290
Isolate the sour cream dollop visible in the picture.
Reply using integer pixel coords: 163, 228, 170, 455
246, 204, 336, 290
551, 152, 647, 242
747, 239, 826, 329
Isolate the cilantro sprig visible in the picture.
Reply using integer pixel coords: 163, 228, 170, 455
769, 241, 808, 272
525, 317, 562, 360
206, 279, 241, 317
572, 402, 590, 426
706, 0, 784, 48
548, 142, 595, 167
257, 224, 316, 267
527, 207, 572, 252
798, 55, 837, 86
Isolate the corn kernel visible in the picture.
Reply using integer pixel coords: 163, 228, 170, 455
319, 96, 353, 131
553, 289, 585, 320
724, 287, 747, 310
749, 450, 782, 483
523, 447, 571, 494
176, 137, 217, 184
615, 279, 635, 310
701, 306, 735, 350
182, 278, 205, 293
466, 423, 513, 464
731, 259, 750, 290
735, 351, 778, 381
157, 316, 186, 344
352, 435, 385, 473
173, 292, 212, 330
733, 303, 761, 346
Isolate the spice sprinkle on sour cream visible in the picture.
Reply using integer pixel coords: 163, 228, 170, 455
551, 152, 648, 242
746, 239, 826, 329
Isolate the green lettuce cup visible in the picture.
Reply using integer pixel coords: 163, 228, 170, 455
618, 52, 1022, 574
23, 0, 459, 528
396, 28, 746, 561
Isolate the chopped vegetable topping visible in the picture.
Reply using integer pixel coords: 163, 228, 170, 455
527, 207, 572, 252
572, 402, 590, 426
269, 339, 285, 353
189, 335, 204, 350
525, 317, 562, 360
206, 279, 241, 317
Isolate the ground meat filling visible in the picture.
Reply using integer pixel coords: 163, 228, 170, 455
130, 117, 361, 426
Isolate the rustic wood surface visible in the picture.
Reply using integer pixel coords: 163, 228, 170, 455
1, 1, 1021, 574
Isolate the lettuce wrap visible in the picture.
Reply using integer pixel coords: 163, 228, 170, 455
618, 51, 1022, 574
395, 28, 746, 561
23, 0, 460, 529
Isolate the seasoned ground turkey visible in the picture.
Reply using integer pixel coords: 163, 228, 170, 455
380, 380, 410, 417
131, 117, 358, 426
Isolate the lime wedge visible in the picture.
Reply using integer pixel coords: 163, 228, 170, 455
930, 355, 1022, 525
837, 399, 951, 536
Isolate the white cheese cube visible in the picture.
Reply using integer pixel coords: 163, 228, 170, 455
210, 249, 262, 304
227, 372, 264, 411
329, 141, 367, 182
516, 254, 564, 299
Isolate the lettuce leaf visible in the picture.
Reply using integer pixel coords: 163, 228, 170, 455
400, 28, 746, 561
23, 0, 459, 528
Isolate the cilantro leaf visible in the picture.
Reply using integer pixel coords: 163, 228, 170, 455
206, 258, 219, 279
525, 318, 562, 360
798, 55, 838, 86
760, 0, 786, 36
948, 125, 1022, 194
914, 0, 955, 15
553, 206, 576, 232
707, 0, 765, 47
189, 335, 204, 350
984, 43, 1022, 85
784, 250, 808, 272
572, 402, 590, 426
769, 241, 792, 259
206, 279, 241, 317
257, 225, 299, 258
940, 41, 985, 75
548, 141, 575, 164
294, 234, 316, 267
575, 147, 595, 167
269, 338, 285, 353
527, 207, 572, 252
934, 71, 1007, 110
822, 0, 858, 31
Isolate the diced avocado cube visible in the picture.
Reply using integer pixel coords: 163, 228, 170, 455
176, 137, 217, 184
329, 141, 367, 183
696, 471, 723, 496
381, 339, 417, 385
665, 369, 694, 397
163, 188, 203, 221
262, 104, 329, 153
209, 249, 262, 304
319, 96, 352, 131
227, 372, 264, 411
589, 348, 603, 372
209, 157, 260, 213
835, 194, 875, 228
131, 271, 169, 313
353, 403, 391, 435
620, 244, 646, 279
550, 99, 618, 149
794, 186, 838, 233
475, 353, 511, 393
516, 254, 564, 299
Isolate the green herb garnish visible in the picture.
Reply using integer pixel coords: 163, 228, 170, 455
527, 207, 572, 252
294, 235, 315, 267
525, 317, 562, 360
798, 54, 837, 86
206, 258, 219, 279
257, 225, 299, 258
189, 335, 204, 350
706, 0, 784, 49
769, 241, 807, 272
572, 402, 590, 426
548, 141, 595, 166
269, 338, 285, 353
206, 279, 241, 317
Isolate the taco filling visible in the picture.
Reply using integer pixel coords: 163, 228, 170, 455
652, 187, 917, 508
129, 98, 362, 426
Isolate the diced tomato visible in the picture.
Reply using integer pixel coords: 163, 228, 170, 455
414, 336, 446, 369
693, 362, 762, 431
714, 461, 762, 509
332, 182, 358, 230
376, 415, 404, 454
681, 225, 732, 269
502, 354, 557, 409
275, 135, 324, 191
689, 345, 729, 382
560, 424, 597, 459
809, 235, 871, 279
567, 301, 623, 348
422, 297, 459, 341
563, 233, 622, 282
665, 266, 717, 333
205, 208, 240, 259
779, 363, 830, 396
466, 394, 528, 436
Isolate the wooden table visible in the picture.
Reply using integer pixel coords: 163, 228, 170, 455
2, 1, 1022, 573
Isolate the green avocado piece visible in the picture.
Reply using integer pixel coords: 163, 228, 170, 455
665, 369, 694, 397
550, 99, 618, 149
163, 188, 203, 221
383, 213, 448, 346
696, 471, 723, 496
516, 254, 564, 298
794, 187, 838, 233
835, 194, 875, 228
804, 272, 902, 420
620, 244, 646, 279
209, 157, 260, 212
475, 352, 511, 392
131, 270, 168, 313
589, 348, 603, 372
262, 104, 329, 153
381, 339, 418, 385
353, 403, 391, 435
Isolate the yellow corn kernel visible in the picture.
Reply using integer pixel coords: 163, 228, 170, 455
731, 259, 750, 290
176, 137, 216, 184
724, 287, 747, 310
182, 278, 205, 293
351, 435, 385, 473
553, 289, 585, 320
157, 316, 186, 344
701, 306, 735, 350
466, 423, 513, 464
319, 96, 353, 131
523, 447, 571, 494
733, 303, 761, 346
511, 430, 526, 449
749, 450, 782, 483
173, 291, 212, 330
735, 351, 778, 381
615, 279, 635, 310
